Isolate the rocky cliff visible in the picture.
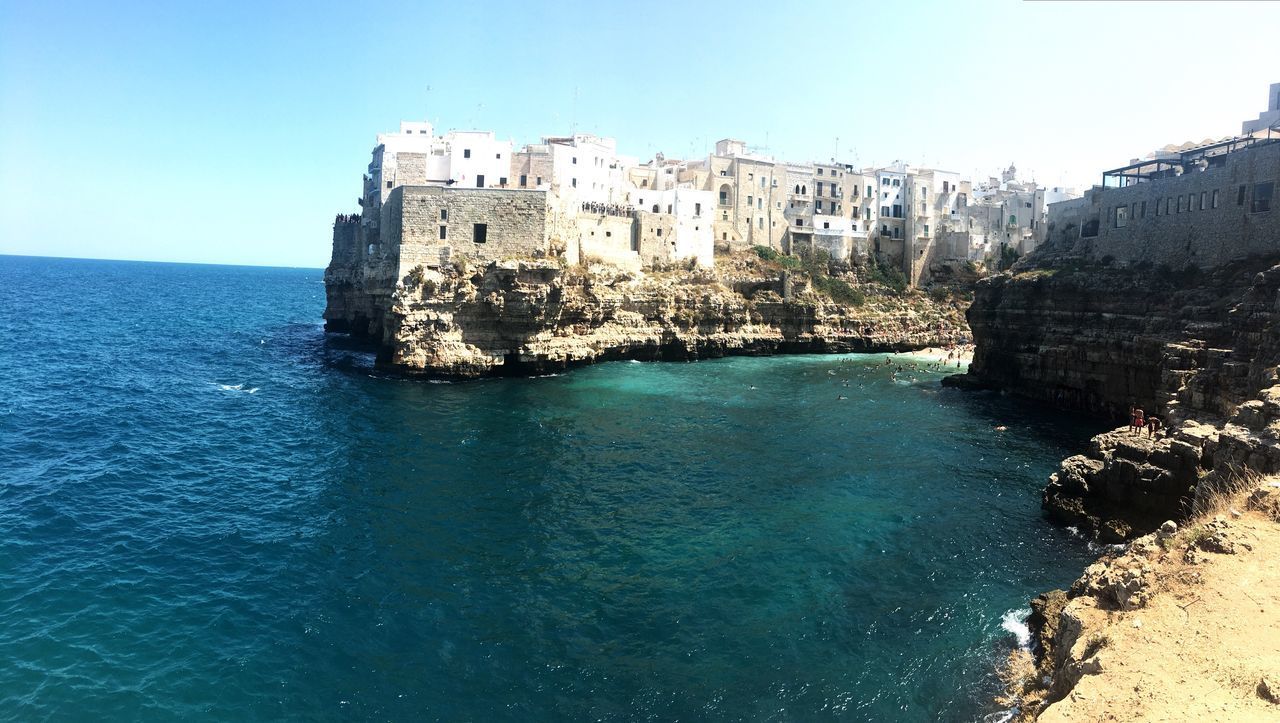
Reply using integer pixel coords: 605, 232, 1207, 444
1001, 484, 1280, 720
325, 252, 971, 378
949, 255, 1280, 541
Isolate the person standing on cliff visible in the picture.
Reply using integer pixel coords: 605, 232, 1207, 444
1132, 408, 1145, 435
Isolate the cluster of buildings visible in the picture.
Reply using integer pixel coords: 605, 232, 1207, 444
335, 120, 1077, 288
1044, 82, 1280, 270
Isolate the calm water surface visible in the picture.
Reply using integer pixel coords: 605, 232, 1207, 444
0, 255, 1104, 721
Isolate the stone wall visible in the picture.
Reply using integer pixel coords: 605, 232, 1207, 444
1044, 141, 1280, 269
576, 213, 639, 268
386, 186, 550, 274
635, 210, 677, 266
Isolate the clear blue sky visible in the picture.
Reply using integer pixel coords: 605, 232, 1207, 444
2, 0, 1276, 268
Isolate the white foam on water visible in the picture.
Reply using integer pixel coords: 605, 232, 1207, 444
1001, 608, 1032, 649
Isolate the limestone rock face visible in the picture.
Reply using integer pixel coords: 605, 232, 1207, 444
326, 258, 969, 378
954, 255, 1280, 540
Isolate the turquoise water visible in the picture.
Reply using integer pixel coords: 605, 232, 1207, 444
0, 255, 1104, 721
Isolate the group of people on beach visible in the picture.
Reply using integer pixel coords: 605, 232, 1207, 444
1130, 406, 1162, 437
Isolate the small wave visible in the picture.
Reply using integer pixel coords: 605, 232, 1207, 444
1065, 525, 1081, 538
1001, 608, 1032, 649
983, 708, 1018, 723
215, 383, 259, 394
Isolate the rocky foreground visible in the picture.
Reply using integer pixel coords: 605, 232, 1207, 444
1001, 481, 1280, 721
325, 251, 971, 378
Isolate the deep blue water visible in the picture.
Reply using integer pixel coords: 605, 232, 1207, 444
0, 255, 1105, 721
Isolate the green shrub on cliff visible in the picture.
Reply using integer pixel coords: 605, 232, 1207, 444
753, 245, 779, 262
867, 256, 907, 293
811, 275, 865, 306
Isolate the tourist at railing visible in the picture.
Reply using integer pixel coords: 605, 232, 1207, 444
579, 201, 636, 217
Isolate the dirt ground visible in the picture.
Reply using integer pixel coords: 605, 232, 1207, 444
1038, 507, 1280, 722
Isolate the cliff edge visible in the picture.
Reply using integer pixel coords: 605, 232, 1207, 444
326, 249, 972, 378
1001, 482, 1280, 721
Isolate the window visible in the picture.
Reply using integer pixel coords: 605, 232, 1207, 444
1081, 217, 1100, 238
864, 208, 871, 221
695, 202, 702, 216
760, 177, 766, 189
1166, 197, 1173, 214
1114, 205, 1128, 228
439, 225, 447, 240
881, 206, 890, 216
817, 182, 824, 195
747, 195, 753, 207
1252, 181, 1274, 213
1199, 191, 1206, 210
571, 178, 577, 188
1238, 185, 1247, 206
667, 205, 672, 214
816, 200, 824, 212
386, 180, 393, 189
1155, 199, 1162, 216
440, 209, 448, 220
499, 177, 507, 186
463, 149, 471, 158
536, 176, 542, 186
1212, 189, 1219, 208
719, 185, 731, 206
892, 179, 900, 187
801, 185, 807, 195
476, 175, 485, 188
823, 221, 830, 229
1140, 200, 1146, 218
893, 204, 902, 218
796, 219, 803, 226
924, 224, 929, 236
758, 218, 764, 229
943, 181, 950, 193
1177, 195, 1184, 213
867, 185, 873, 196
473, 223, 487, 243
882, 178, 889, 186
817, 168, 824, 175
652, 204, 659, 213
495, 153, 501, 159
757, 198, 762, 209
605, 231, 612, 237
519, 175, 527, 187
572, 156, 577, 164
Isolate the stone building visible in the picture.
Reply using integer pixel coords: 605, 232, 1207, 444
1045, 136, 1280, 269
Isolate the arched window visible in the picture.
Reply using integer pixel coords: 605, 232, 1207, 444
652, 204, 660, 213
718, 184, 732, 207
801, 185, 807, 195
794, 184, 800, 194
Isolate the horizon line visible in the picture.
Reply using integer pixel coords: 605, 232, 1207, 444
0, 252, 325, 272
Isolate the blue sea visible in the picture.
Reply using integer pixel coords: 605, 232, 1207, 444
0, 255, 1104, 721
